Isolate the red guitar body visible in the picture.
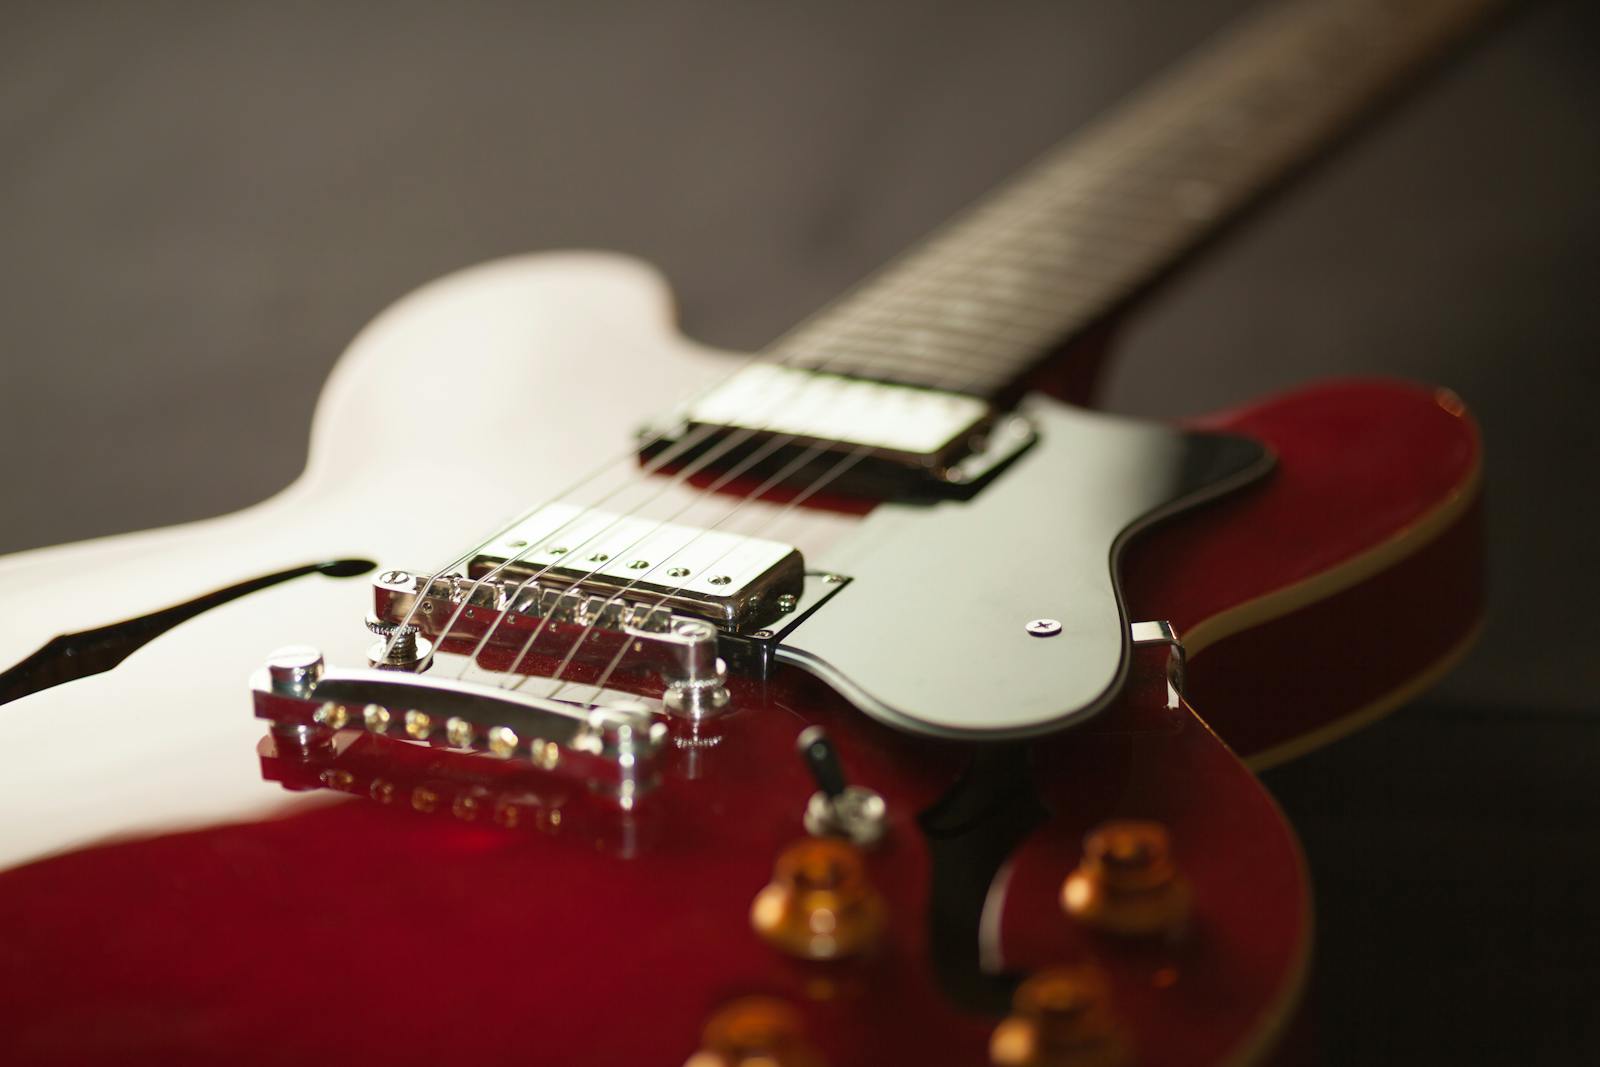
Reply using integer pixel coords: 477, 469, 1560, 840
0, 0, 1504, 1056
0, 373, 1481, 1066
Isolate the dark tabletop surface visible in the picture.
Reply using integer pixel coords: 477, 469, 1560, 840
3, 1, 1597, 1062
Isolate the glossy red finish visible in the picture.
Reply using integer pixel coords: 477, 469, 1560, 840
0, 663, 1303, 1067
1123, 378, 1483, 761
1005, 664, 1309, 1067
0, 379, 1482, 1065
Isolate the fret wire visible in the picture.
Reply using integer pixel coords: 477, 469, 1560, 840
766, 0, 1503, 395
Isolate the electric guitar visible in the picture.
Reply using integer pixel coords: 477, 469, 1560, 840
0, 1, 1495, 1063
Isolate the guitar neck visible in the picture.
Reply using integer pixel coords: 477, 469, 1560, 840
765, 0, 1505, 398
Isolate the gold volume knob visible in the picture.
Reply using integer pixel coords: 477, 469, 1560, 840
683, 997, 827, 1067
1061, 820, 1191, 939
750, 838, 885, 960
990, 967, 1128, 1067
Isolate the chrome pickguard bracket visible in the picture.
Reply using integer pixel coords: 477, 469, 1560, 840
1130, 619, 1186, 706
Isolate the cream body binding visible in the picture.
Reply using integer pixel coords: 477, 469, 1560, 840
0, 252, 861, 871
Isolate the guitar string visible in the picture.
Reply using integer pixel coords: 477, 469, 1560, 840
380, 363, 803, 663
551, 343, 1008, 709
572, 0, 1446, 649
527, 2, 1488, 705
462, 415, 838, 685
405, 85, 1205, 668
436, 373, 834, 679
501, 99, 1212, 699
379, 275, 949, 666
525, 438, 842, 698
546, 444, 868, 705
522, 168, 1169, 705
385, 163, 1115, 664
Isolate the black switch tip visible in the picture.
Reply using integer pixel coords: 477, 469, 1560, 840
796, 725, 848, 799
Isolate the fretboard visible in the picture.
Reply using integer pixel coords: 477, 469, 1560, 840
765, 0, 1504, 397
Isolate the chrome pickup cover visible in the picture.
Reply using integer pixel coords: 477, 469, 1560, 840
687, 364, 990, 467
468, 503, 804, 633
641, 365, 1037, 495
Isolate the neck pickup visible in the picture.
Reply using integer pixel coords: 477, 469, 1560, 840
640, 365, 1036, 500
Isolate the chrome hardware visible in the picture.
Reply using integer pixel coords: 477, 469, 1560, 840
684, 364, 989, 466
660, 619, 730, 721
797, 726, 887, 848
771, 394, 1269, 740
251, 653, 668, 802
467, 503, 804, 633
642, 366, 1037, 496
265, 646, 324, 696
1130, 619, 1185, 699
366, 613, 434, 673
804, 787, 888, 849
1025, 618, 1063, 637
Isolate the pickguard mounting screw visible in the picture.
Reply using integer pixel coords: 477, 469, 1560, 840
1026, 618, 1062, 637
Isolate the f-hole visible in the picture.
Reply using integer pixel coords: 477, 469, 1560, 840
0, 559, 376, 706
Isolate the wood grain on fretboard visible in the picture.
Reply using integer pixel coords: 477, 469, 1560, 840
765, 0, 1504, 397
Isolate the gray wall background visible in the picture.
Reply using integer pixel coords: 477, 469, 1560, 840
3, 1, 1596, 1062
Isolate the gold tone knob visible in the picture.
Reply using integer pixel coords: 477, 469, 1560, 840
1061, 820, 1191, 939
990, 967, 1129, 1067
750, 838, 885, 960
683, 996, 827, 1067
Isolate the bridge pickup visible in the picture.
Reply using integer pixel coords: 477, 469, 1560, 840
392, 503, 805, 635
640, 365, 1037, 496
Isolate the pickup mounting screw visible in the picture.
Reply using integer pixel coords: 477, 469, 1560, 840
667, 566, 691, 578
709, 575, 732, 586
627, 559, 650, 570
1026, 618, 1062, 637
377, 570, 410, 585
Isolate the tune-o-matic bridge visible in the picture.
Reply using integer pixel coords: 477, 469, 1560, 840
640, 365, 1037, 496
